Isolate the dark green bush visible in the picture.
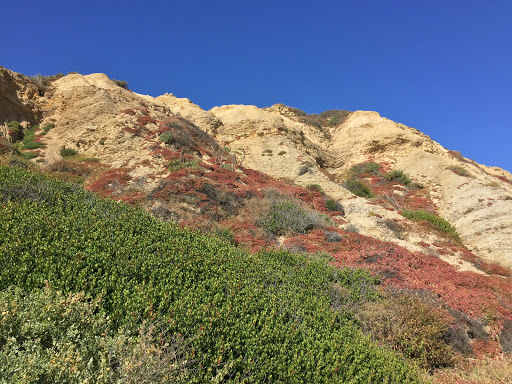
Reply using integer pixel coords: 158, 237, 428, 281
60, 146, 78, 157
21, 126, 45, 150
325, 198, 344, 213
343, 179, 374, 198
349, 162, 380, 177
41, 123, 55, 134
6, 121, 21, 133
385, 169, 412, 186
159, 131, 173, 144
22, 151, 39, 160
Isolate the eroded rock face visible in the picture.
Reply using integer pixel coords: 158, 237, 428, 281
0, 66, 43, 137
156, 93, 223, 135
37, 73, 174, 174
211, 106, 512, 268
1, 68, 510, 268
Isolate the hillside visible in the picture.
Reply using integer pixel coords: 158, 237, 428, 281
1, 66, 512, 383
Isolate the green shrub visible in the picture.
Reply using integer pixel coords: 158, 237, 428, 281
22, 151, 39, 160
41, 123, 55, 134
6, 121, 23, 142
21, 140, 44, 150
343, 179, 374, 198
6, 121, 21, 134
306, 183, 324, 193
215, 227, 236, 244
21, 126, 45, 150
0, 166, 420, 383
60, 146, 78, 157
159, 131, 173, 144
259, 198, 330, 235
0, 285, 190, 383
349, 162, 380, 177
385, 169, 412, 186
325, 198, 344, 213
166, 158, 198, 172
401, 209, 461, 243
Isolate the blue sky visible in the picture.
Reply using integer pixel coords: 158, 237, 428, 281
2, 1, 511, 171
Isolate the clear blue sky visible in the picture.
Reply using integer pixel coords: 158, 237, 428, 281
2, 1, 511, 171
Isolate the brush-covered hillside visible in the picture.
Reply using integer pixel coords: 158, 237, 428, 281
1, 66, 512, 383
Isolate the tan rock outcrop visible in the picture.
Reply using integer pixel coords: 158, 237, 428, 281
211, 106, 512, 268
0, 66, 43, 138
156, 93, 223, 135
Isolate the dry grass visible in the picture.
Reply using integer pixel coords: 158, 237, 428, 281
431, 355, 512, 384
356, 291, 454, 370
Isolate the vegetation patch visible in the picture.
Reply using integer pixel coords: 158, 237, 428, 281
113, 79, 129, 89
401, 209, 461, 243
356, 292, 454, 369
159, 130, 173, 144
325, 198, 344, 213
296, 109, 352, 128
384, 169, 412, 186
258, 195, 331, 235
60, 146, 78, 157
306, 183, 324, 193
21, 126, 45, 150
343, 179, 374, 198
29, 73, 64, 95
42, 123, 55, 134
448, 165, 473, 178
6, 121, 23, 142
0, 285, 190, 383
22, 151, 39, 160
166, 158, 199, 172
0, 166, 419, 382
349, 162, 380, 177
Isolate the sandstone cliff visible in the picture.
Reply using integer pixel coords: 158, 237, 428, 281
1, 67, 511, 270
